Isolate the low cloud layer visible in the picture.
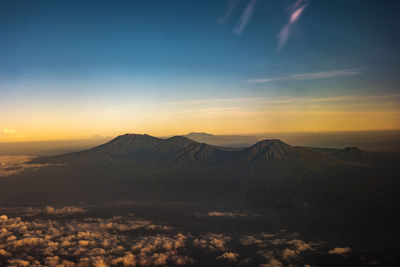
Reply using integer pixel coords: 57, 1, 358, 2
43, 206, 87, 216
0, 206, 88, 217
194, 210, 262, 219
239, 232, 322, 266
0, 213, 177, 266
0, 208, 361, 266
206, 211, 249, 218
0, 155, 59, 177
329, 246, 351, 255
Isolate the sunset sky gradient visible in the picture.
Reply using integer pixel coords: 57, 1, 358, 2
1, 0, 399, 141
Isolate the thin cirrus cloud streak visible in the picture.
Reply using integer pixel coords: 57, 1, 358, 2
248, 68, 362, 83
277, 0, 309, 50
233, 0, 259, 35
152, 97, 261, 106
149, 93, 400, 108
218, 0, 240, 25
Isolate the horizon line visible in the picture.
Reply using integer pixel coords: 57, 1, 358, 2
1, 128, 400, 144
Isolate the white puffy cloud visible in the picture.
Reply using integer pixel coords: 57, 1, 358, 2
0, 213, 198, 266
195, 210, 260, 219
207, 211, 248, 218
281, 248, 300, 261
44, 206, 87, 215
216, 251, 240, 262
240, 235, 264, 246
0, 209, 359, 266
193, 233, 231, 251
7, 259, 31, 267
259, 258, 283, 267
0, 206, 88, 217
329, 247, 351, 255
240, 232, 322, 265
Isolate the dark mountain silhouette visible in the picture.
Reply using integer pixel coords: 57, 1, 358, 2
94, 134, 195, 156
184, 132, 260, 147
185, 132, 214, 138
172, 142, 229, 163
2, 133, 395, 213
34, 134, 330, 170
336, 146, 362, 154
240, 139, 314, 162
333, 147, 374, 164
35, 134, 198, 164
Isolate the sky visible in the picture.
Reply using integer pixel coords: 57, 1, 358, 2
1, 0, 400, 142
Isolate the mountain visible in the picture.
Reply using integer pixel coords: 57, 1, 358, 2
92, 134, 197, 162
241, 139, 302, 161
34, 134, 198, 164
334, 146, 367, 161
5, 133, 397, 212
184, 132, 260, 147
185, 132, 214, 139
172, 142, 228, 163
34, 134, 328, 170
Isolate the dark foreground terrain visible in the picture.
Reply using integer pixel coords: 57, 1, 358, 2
1, 134, 399, 266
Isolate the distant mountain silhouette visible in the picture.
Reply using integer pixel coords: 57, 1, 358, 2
241, 139, 296, 161
185, 132, 214, 138
184, 132, 260, 147
36, 134, 198, 163
1, 133, 399, 261
21, 133, 395, 210
332, 146, 370, 162
335, 146, 361, 156
35, 134, 329, 168
172, 142, 226, 163
95, 134, 196, 161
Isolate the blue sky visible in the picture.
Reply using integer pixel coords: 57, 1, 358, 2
1, 0, 400, 140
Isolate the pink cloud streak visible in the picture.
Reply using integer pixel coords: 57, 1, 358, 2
234, 0, 259, 35
277, 0, 309, 50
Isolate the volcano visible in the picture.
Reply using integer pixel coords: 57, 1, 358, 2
11, 133, 387, 209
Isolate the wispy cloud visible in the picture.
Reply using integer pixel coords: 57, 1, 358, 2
149, 107, 249, 119
233, 0, 259, 35
88, 109, 126, 117
218, 0, 240, 25
152, 97, 260, 106
302, 94, 400, 103
150, 91, 399, 108
248, 68, 362, 83
277, 0, 309, 50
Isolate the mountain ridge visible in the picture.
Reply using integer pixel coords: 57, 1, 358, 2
31, 133, 364, 174
33, 133, 368, 165
12, 132, 392, 212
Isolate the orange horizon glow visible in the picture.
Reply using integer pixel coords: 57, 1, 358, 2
2, 93, 400, 142
2, 108, 400, 142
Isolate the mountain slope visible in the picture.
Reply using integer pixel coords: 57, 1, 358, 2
184, 132, 260, 147
33, 134, 199, 164
21, 133, 391, 210
241, 139, 301, 162
34, 134, 330, 170
334, 146, 368, 161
